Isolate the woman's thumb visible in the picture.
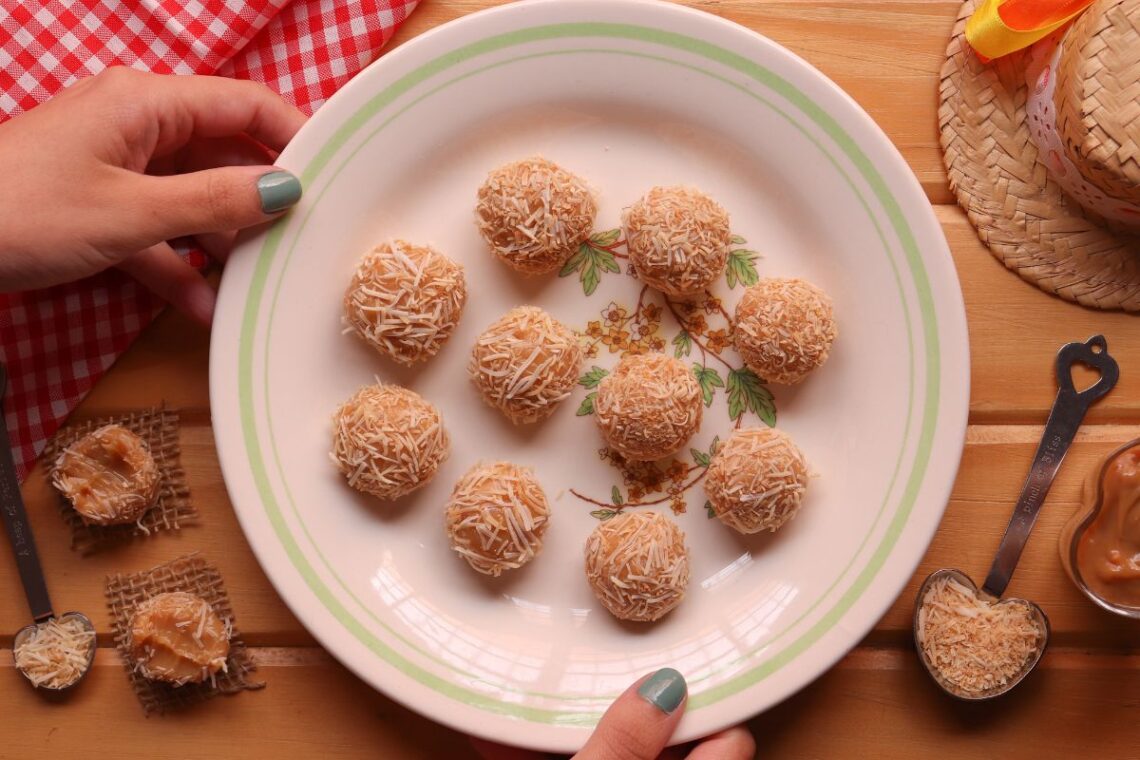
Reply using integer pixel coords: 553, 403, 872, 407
576, 668, 687, 760
136, 167, 302, 241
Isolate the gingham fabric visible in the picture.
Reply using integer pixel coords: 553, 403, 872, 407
0, 0, 418, 479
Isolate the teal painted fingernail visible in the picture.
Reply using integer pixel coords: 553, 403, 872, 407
637, 668, 686, 714
257, 170, 302, 214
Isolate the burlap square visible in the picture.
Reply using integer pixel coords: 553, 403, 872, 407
105, 552, 263, 715
43, 407, 195, 554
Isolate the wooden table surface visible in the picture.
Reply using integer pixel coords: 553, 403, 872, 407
4, 1, 1139, 757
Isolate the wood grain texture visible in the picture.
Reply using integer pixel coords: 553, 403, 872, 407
2, 1, 1138, 757
0, 647, 1136, 759
0, 648, 474, 759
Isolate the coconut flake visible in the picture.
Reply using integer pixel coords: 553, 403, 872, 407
733, 278, 837, 385
343, 241, 467, 366
595, 353, 702, 461
445, 461, 551, 576
584, 511, 690, 622
475, 157, 596, 275
331, 384, 450, 501
916, 576, 1043, 695
623, 186, 730, 297
706, 427, 808, 534
468, 306, 583, 424
13, 616, 95, 689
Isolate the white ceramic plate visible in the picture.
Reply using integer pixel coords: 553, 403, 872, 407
211, 0, 969, 751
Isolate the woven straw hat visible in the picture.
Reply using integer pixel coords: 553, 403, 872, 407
940, 0, 1140, 310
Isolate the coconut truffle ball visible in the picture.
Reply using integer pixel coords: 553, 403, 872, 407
623, 186, 731, 297
52, 425, 160, 526
584, 511, 690, 622
733, 278, 837, 385
475, 157, 597, 275
469, 306, 584, 424
595, 353, 702, 461
343, 240, 467, 366
445, 461, 551, 577
331, 384, 449, 501
705, 427, 809, 534
128, 592, 230, 686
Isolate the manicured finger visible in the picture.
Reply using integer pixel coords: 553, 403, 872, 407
148, 134, 275, 177
118, 243, 216, 326
577, 668, 688, 760
138, 71, 307, 153
137, 166, 301, 239
685, 727, 756, 760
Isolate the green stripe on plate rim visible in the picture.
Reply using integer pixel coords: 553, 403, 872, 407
238, 22, 940, 723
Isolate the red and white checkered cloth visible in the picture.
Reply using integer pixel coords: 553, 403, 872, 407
0, 0, 418, 480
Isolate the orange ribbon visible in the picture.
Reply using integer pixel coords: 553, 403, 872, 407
966, 0, 1096, 59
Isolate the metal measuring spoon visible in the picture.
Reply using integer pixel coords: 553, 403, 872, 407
0, 364, 95, 691
914, 335, 1119, 700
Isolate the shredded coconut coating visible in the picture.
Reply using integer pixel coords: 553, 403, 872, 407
128, 592, 231, 686
14, 615, 95, 689
705, 427, 808, 534
733, 278, 837, 385
330, 384, 450, 500
595, 353, 703, 461
623, 186, 731, 297
917, 576, 1043, 696
445, 461, 550, 576
52, 424, 160, 526
468, 305, 584, 424
584, 511, 690, 622
343, 240, 467, 366
475, 157, 597, 275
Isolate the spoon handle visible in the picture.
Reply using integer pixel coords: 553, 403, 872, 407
0, 364, 54, 623
981, 336, 1120, 598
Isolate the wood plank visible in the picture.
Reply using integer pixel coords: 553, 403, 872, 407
942, 206, 1140, 425
5, 423, 1140, 648
754, 648, 1140, 759
1, 646, 1135, 758
77, 308, 212, 418
0, 648, 473, 760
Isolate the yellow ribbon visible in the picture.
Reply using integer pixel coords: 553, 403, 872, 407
965, 0, 1097, 59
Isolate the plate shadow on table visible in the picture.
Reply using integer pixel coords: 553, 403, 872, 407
752, 642, 1050, 748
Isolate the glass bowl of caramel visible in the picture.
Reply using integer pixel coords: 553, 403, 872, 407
1060, 439, 1140, 618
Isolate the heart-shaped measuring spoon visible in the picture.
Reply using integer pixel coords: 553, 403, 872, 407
914, 335, 1119, 700
0, 364, 95, 691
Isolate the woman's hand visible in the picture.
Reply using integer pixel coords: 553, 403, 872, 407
473, 669, 756, 760
0, 67, 307, 324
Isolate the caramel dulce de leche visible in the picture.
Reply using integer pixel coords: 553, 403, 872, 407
52, 425, 160, 526
1076, 446, 1140, 607
128, 592, 230, 686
